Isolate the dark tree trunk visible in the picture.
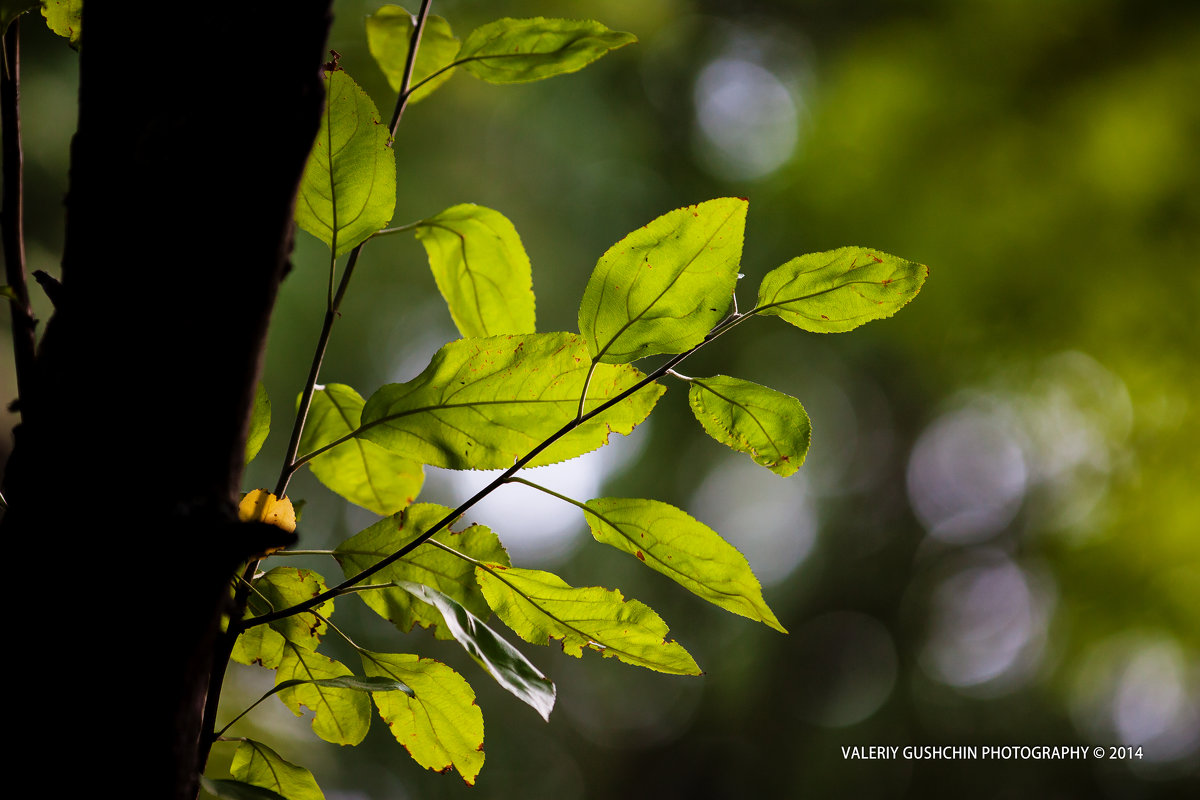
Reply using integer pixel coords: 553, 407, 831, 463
2, 4, 332, 797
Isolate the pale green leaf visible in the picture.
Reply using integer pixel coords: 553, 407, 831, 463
39, 0, 79, 45
459, 17, 635, 85
246, 567, 333, 651
755, 246, 927, 333
361, 651, 486, 785
335, 503, 510, 640
230, 740, 324, 800
230, 621, 286, 670
1, 3, 37, 35
244, 383, 271, 465
359, 332, 664, 469
276, 643, 372, 746
396, 580, 555, 720
299, 384, 423, 515
367, 5, 460, 102
201, 777, 287, 800
687, 375, 810, 477
579, 198, 747, 363
415, 204, 536, 338
476, 564, 701, 675
0, 284, 19, 301
295, 69, 396, 255
583, 498, 786, 632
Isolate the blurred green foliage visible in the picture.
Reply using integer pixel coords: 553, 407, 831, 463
3, 0, 1197, 797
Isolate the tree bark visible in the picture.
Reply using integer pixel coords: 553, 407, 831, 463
2, 4, 332, 797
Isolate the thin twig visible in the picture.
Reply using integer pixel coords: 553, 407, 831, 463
2, 19, 36, 417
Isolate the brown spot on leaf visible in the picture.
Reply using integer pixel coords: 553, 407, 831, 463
636, 550, 645, 561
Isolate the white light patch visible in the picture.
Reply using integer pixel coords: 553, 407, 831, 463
693, 57, 800, 180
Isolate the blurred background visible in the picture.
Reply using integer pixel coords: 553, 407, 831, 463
4, 0, 1198, 797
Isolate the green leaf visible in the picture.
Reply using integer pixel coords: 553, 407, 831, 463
1, 3, 36, 35
476, 564, 702, 675
395, 580, 555, 721
415, 204, 536, 338
244, 383, 271, 465
39, 0, 80, 46
295, 69, 396, 255
579, 198, 748, 363
687, 375, 811, 477
201, 777, 288, 800
361, 651, 486, 785
367, 5, 460, 102
247, 567, 333, 651
276, 643, 372, 746
459, 17, 635, 85
0, 284, 19, 301
359, 332, 664, 469
230, 621, 286, 670
754, 246, 927, 333
230, 740, 324, 800
299, 384, 423, 515
582, 498, 786, 632
334, 503, 510, 640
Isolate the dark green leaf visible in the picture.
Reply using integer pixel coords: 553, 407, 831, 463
367, 5, 460, 102
359, 332, 664, 469
415, 204, 536, 337
361, 650, 486, 785
396, 580, 556, 720
276, 643, 372, 746
582, 497, 786, 632
335, 503, 509, 640
201, 777, 288, 800
299, 384, 423, 515
229, 740, 324, 800
244, 383, 271, 465
295, 69, 396, 255
754, 247, 927, 332
476, 564, 702, 675
579, 198, 747, 363
687, 375, 810, 477
458, 17, 635, 85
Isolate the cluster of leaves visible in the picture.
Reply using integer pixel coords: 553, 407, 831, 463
7, 4, 925, 798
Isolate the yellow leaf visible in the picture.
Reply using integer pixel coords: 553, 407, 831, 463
238, 489, 297, 534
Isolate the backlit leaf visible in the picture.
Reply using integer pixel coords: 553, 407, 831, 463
295, 69, 396, 255
361, 651, 486, 785
415, 204, 536, 338
299, 384, 423, 515
476, 564, 701, 675
687, 375, 810, 477
582, 498, 786, 632
334, 503, 509, 640
230, 621, 285, 670
244, 383, 271, 465
246, 567, 332, 651
754, 247, 927, 333
579, 198, 747, 363
396, 580, 555, 721
40, 0, 79, 46
238, 490, 296, 533
277, 643, 372, 746
367, 5, 460, 102
230, 740, 324, 800
458, 17, 635, 85
359, 332, 664, 469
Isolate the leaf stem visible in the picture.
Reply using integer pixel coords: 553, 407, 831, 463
267, 549, 337, 557
237, 310, 759, 631
388, 0, 434, 140
1, 19, 36, 421
505, 476, 591, 515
